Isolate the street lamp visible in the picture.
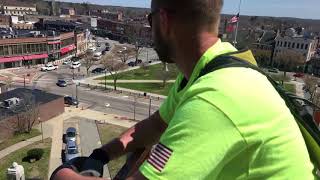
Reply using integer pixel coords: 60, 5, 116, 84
75, 82, 79, 108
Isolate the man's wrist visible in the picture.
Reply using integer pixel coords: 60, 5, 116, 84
89, 148, 110, 165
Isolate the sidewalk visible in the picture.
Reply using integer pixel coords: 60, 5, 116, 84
0, 135, 42, 160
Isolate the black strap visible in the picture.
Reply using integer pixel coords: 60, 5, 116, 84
197, 55, 320, 146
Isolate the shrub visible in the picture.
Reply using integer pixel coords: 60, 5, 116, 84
27, 148, 44, 161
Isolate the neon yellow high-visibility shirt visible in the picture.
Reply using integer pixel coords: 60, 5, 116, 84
139, 40, 315, 179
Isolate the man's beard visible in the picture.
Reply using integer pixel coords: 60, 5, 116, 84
153, 26, 174, 63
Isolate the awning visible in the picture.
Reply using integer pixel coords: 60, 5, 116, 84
61, 44, 76, 54
0, 56, 24, 63
23, 54, 48, 60
0, 54, 48, 63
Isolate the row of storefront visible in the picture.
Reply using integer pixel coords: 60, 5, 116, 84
0, 31, 88, 69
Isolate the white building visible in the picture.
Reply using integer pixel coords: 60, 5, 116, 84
274, 30, 318, 62
1, 3, 38, 16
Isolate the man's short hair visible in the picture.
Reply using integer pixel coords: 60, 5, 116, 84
152, 0, 223, 32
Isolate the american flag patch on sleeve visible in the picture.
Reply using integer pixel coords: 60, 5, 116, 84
147, 143, 173, 172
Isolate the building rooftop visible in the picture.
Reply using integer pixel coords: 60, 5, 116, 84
0, 0, 36, 7
0, 88, 63, 120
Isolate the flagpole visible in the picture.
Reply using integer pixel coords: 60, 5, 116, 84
233, 0, 242, 47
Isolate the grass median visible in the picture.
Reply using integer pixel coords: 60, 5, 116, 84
0, 138, 51, 180
0, 129, 41, 151
97, 123, 129, 179
95, 63, 179, 81
283, 83, 296, 94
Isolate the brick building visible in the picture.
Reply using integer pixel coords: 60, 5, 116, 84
0, 15, 11, 28
0, 1, 38, 16
0, 30, 86, 69
0, 88, 64, 140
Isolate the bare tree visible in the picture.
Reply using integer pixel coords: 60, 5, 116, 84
275, 50, 305, 77
253, 49, 272, 67
83, 52, 95, 76
4, 75, 13, 90
304, 75, 318, 101
119, 51, 129, 63
101, 54, 126, 90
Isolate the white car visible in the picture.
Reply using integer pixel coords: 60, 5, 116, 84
93, 52, 102, 60
41, 63, 58, 71
70, 61, 81, 69
63, 59, 71, 65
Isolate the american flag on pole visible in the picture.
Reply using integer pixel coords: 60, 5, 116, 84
230, 13, 240, 23
147, 143, 173, 172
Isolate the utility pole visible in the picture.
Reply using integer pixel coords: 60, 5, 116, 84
148, 98, 152, 117
23, 75, 26, 88
133, 96, 136, 121
39, 117, 43, 142
76, 83, 79, 108
233, 0, 242, 47
104, 70, 107, 90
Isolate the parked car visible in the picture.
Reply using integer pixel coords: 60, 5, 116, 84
63, 60, 71, 65
65, 127, 77, 142
65, 140, 80, 161
128, 62, 135, 67
268, 68, 279, 73
56, 79, 67, 87
70, 61, 81, 69
136, 59, 142, 64
92, 67, 106, 74
293, 73, 304, 78
64, 96, 79, 106
93, 52, 102, 60
41, 63, 58, 71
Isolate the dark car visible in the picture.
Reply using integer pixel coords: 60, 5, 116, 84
136, 59, 142, 64
64, 96, 79, 106
56, 80, 67, 87
92, 67, 106, 74
293, 73, 304, 78
268, 68, 279, 73
128, 62, 135, 67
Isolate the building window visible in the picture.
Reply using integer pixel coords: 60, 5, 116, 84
305, 44, 309, 50
277, 41, 279, 46
284, 41, 287, 47
297, 43, 300, 49
280, 41, 283, 47
301, 44, 304, 49
292, 43, 295, 48
288, 42, 291, 48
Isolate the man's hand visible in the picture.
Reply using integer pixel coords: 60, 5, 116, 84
50, 157, 104, 180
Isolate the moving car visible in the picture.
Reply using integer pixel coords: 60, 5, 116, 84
91, 67, 106, 74
56, 79, 67, 87
70, 61, 81, 69
65, 140, 80, 161
65, 127, 77, 142
64, 96, 79, 106
41, 63, 58, 71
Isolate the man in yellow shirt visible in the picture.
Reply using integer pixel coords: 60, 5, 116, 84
52, 0, 316, 179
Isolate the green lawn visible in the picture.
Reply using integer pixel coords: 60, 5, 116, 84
96, 63, 179, 81
283, 83, 296, 94
269, 74, 290, 82
0, 129, 41, 151
97, 123, 128, 179
0, 138, 51, 180
101, 82, 174, 96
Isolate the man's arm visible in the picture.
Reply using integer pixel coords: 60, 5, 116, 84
101, 110, 167, 161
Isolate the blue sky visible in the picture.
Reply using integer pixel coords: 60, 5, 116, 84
60, 0, 320, 20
